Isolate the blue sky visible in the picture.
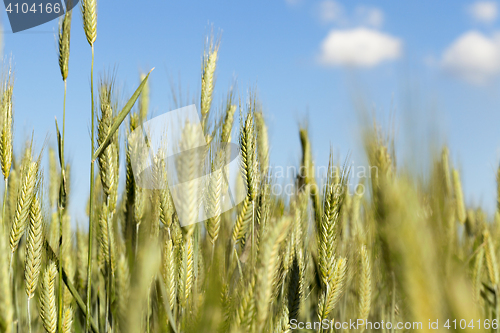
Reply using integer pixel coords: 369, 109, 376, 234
3, 0, 500, 221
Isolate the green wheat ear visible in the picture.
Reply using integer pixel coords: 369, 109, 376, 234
0, 74, 13, 182
58, 8, 72, 81
24, 195, 43, 300
61, 306, 73, 333
200, 34, 220, 133
484, 230, 499, 286
358, 245, 372, 332
39, 262, 57, 333
10, 157, 38, 255
81, 0, 97, 46
97, 79, 116, 199
452, 169, 466, 224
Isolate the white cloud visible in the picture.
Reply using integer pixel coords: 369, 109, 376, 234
319, 28, 402, 67
441, 31, 500, 84
355, 6, 384, 28
318, 0, 344, 24
469, 1, 498, 23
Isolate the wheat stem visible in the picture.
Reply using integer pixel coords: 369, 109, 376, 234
86, 44, 95, 333
2, 179, 7, 227
57, 80, 67, 333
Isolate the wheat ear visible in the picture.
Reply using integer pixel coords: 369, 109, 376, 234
358, 245, 372, 332
255, 110, 269, 174
97, 80, 116, 198
0, 77, 13, 182
255, 217, 291, 331
221, 103, 236, 143
81, 0, 96, 46
206, 147, 223, 245
180, 234, 194, 309
40, 262, 57, 333
200, 36, 219, 132
230, 277, 255, 333
61, 306, 73, 333
24, 195, 43, 299
473, 246, 485, 304
0, 75, 13, 232
318, 257, 347, 324
484, 230, 499, 286
10, 159, 38, 256
115, 253, 130, 331
441, 147, 452, 196
452, 169, 466, 224
58, 8, 72, 81
176, 122, 203, 236
161, 230, 177, 311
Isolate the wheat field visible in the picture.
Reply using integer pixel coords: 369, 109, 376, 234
0, 1, 498, 333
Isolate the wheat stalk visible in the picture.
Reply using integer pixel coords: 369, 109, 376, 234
287, 248, 305, 320
82, 0, 98, 327
0, 223, 12, 333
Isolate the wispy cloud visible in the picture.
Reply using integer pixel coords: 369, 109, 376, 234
468, 1, 498, 23
319, 28, 402, 67
316, 1, 384, 28
318, 0, 345, 24
285, 0, 301, 6
441, 31, 500, 84
355, 6, 384, 28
